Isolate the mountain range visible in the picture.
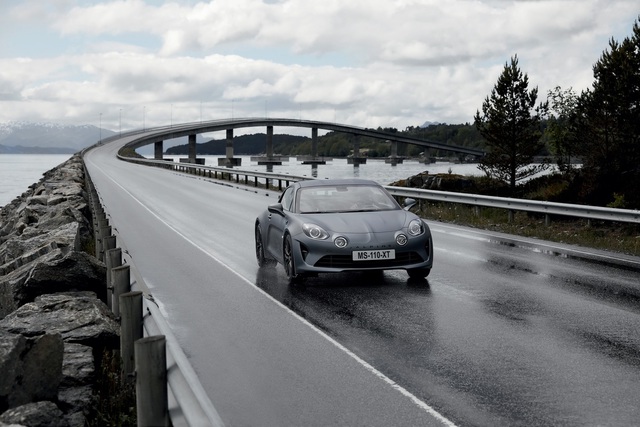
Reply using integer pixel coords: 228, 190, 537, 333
0, 121, 115, 154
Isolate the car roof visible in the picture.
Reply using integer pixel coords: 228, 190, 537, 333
296, 178, 381, 188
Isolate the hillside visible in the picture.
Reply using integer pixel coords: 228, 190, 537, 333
164, 123, 486, 158
165, 133, 310, 155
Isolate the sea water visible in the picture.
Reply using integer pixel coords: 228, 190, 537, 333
164, 155, 482, 184
0, 154, 72, 207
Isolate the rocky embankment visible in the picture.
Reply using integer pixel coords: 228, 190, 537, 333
0, 155, 118, 426
390, 170, 474, 191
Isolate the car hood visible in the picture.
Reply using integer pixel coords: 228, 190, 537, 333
303, 210, 412, 233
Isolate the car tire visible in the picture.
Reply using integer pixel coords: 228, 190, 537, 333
283, 234, 303, 284
255, 224, 276, 268
407, 267, 431, 279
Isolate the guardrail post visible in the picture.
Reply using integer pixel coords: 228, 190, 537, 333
105, 248, 122, 310
102, 235, 116, 262
111, 264, 130, 317
98, 225, 111, 261
120, 291, 143, 378
545, 213, 551, 226
94, 213, 108, 257
508, 210, 514, 223
135, 336, 169, 427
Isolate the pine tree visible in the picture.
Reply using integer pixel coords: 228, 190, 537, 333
474, 55, 548, 194
574, 17, 640, 208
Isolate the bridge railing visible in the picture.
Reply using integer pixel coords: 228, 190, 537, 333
119, 155, 640, 225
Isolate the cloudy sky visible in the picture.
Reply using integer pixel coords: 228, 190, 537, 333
0, 0, 638, 135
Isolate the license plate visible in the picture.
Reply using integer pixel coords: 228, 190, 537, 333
352, 249, 395, 261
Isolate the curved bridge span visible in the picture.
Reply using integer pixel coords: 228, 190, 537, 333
122, 117, 484, 166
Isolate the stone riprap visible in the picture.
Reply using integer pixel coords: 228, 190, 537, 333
0, 154, 117, 427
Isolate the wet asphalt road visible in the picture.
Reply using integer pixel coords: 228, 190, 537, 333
86, 138, 640, 426
256, 229, 640, 426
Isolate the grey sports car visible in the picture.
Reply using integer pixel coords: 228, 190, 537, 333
255, 178, 433, 283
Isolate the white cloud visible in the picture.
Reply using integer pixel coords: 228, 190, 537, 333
0, 0, 638, 133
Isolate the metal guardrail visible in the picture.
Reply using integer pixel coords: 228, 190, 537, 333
83, 154, 225, 427
386, 186, 640, 224
137, 280, 225, 427
121, 155, 640, 225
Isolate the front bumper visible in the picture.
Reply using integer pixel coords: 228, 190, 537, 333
291, 230, 433, 274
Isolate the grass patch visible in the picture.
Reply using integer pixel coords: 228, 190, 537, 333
86, 350, 137, 427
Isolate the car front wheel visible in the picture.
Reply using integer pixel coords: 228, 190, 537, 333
283, 234, 303, 284
407, 267, 431, 279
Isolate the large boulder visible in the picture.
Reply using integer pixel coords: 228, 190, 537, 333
0, 249, 106, 319
0, 330, 63, 412
0, 401, 68, 427
58, 343, 95, 427
0, 292, 118, 351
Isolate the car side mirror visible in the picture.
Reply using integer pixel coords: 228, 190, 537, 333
403, 198, 417, 210
268, 203, 285, 215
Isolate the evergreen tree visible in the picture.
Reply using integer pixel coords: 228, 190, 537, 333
474, 55, 548, 194
574, 17, 640, 208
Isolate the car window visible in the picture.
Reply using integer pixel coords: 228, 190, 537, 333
280, 187, 294, 211
298, 184, 399, 213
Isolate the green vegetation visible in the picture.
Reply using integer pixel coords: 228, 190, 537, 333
415, 199, 640, 257
397, 172, 639, 256
571, 19, 640, 209
86, 350, 136, 427
474, 55, 549, 194
118, 146, 145, 159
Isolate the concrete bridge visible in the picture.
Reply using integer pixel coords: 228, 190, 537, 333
123, 117, 485, 167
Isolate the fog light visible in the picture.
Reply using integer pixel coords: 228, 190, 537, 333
396, 234, 408, 246
334, 236, 348, 248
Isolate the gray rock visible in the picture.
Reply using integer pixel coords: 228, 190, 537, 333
61, 343, 94, 388
58, 343, 94, 424
0, 401, 69, 427
0, 155, 113, 425
0, 292, 118, 350
0, 330, 63, 411
0, 249, 106, 318
0, 222, 79, 269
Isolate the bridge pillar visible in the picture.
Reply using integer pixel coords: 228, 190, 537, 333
301, 127, 326, 165
266, 126, 273, 157
347, 134, 366, 166
253, 125, 290, 166
180, 134, 204, 165
154, 141, 163, 160
218, 128, 242, 167
385, 139, 404, 165
188, 134, 196, 162
255, 125, 283, 166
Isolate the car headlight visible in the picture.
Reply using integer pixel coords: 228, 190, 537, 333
303, 223, 329, 240
408, 219, 424, 236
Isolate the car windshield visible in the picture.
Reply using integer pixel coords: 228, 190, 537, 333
297, 184, 399, 213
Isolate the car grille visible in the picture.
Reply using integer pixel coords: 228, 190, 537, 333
314, 252, 424, 269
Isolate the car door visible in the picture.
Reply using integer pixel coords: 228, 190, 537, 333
266, 186, 294, 261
